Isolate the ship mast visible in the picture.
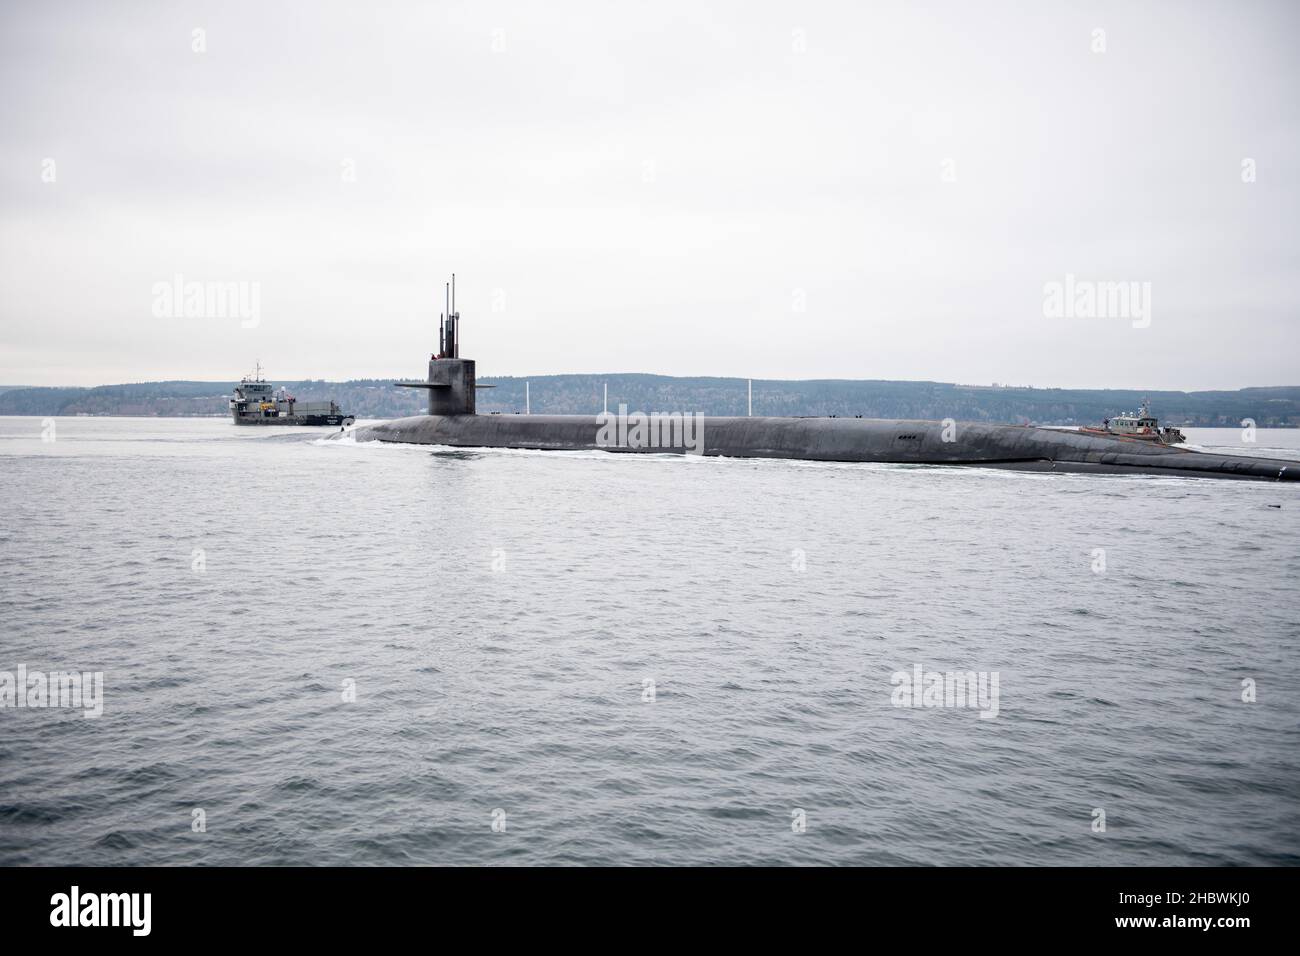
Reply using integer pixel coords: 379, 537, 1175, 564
438, 274, 460, 359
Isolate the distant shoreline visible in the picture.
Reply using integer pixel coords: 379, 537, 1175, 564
7, 415, 1296, 430
2, 375, 1298, 428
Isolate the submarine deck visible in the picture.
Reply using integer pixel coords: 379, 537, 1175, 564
351, 414, 1299, 482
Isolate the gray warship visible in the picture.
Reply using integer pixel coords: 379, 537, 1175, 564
230, 365, 354, 426
351, 279, 1297, 482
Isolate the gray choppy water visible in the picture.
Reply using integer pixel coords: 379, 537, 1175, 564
1, 417, 1298, 866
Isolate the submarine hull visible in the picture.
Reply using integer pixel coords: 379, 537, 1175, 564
352, 414, 1299, 482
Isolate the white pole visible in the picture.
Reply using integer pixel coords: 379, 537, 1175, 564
526, 381, 530, 415
603, 383, 608, 414
748, 379, 752, 416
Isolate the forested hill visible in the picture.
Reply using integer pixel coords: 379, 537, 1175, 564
2, 375, 1298, 427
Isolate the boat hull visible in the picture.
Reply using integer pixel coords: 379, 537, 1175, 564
352, 414, 1299, 482
234, 414, 353, 426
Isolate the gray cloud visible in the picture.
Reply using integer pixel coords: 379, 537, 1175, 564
2, 0, 1297, 388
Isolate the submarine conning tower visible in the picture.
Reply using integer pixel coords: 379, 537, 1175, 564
394, 273, 479, 415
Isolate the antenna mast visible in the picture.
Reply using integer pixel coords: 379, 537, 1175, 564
435, 273, 463, 359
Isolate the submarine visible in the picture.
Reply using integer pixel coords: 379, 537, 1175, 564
352, 277, 1299, 483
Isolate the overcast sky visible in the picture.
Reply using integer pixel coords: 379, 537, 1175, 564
1, 0, 1297, 389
